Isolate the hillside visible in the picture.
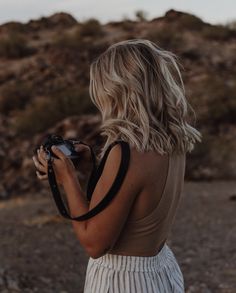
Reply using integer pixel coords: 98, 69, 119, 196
0, 10, 236, 199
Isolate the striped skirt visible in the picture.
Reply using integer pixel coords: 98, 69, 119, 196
83, 243, 184, 292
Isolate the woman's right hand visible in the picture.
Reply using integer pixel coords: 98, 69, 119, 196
73, 143, 96, 181
69, 143, 96, 192
73, 143, 92, 162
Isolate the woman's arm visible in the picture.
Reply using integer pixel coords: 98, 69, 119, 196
53, 144, 142, 259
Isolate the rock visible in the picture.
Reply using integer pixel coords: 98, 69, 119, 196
0, 267, 5, 287
229, 194, 236, 201
5, 276, 20, 291
0, 185, 8, 199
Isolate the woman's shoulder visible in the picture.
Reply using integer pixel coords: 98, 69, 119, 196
102, 140, 176, 180
129, 147, 177, 186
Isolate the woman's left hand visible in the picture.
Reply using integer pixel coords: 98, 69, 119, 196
32, 145, 76, 186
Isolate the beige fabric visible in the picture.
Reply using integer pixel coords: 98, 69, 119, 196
110, 152, 186, 256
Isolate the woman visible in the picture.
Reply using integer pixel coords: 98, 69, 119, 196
33, 39, 202, 292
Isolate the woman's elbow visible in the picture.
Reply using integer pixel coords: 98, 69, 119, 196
85, 246, 100, 259
85, 245, 111, 259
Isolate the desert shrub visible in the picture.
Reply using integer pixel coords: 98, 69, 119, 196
120, 20, 136, 32
177, 14, 205, 31
226, 20, 236, 30
13, 87, 98, 136
1, 22, 27, 33
165, 10, 204, 31
53, 30, 109, 66
186, 129, 236, 180
146, 27, 184, 50
180, 48, 201, 60
0, 82, 33, 114
53, 21, 104, 51
0, 33, 34, 58
53, 30, 83, 50
135, 10, 148, 22
79, 18, 105, 38
185, 127, 209, 179
194, 76, 236, 125
202, 25, 236, 41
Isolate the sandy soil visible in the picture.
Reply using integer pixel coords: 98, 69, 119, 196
0, 180, 236, 293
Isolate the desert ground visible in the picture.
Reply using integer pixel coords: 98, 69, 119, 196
0, 180, 236, 293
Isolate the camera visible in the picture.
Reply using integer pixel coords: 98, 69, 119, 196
34, 134, 80, 165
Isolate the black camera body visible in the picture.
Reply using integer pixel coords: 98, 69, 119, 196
34, 134, 80, 164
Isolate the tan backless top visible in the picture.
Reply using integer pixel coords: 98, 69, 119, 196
109, 151, 186, 256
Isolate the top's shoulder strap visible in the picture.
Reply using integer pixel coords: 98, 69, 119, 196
86, 140, 126, 201
72, 139, 130, 221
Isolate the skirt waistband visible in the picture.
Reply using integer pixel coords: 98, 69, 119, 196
90, 243, 174, 272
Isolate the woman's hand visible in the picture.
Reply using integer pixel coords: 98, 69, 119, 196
73, 143, 91, 161
32, 145, 77, 186
32, 146, 48, 181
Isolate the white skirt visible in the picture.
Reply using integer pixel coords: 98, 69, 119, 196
83, 243, 185, 292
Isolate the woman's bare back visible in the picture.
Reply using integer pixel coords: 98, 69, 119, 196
108, 147, 186, 256
126, 148, 170, 222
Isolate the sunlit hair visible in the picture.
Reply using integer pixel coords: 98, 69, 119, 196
89, 39, 202, 159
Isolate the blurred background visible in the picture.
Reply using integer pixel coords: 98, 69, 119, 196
0, 0, 236, 292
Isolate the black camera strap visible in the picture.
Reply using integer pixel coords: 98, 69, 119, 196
47, 140, 130, 221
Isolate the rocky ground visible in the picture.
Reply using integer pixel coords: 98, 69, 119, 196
0, 180, 235, 293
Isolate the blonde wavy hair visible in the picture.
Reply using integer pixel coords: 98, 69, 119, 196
89, 39, 202, 159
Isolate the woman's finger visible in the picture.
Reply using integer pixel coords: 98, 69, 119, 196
37, 147, 47, 167
74, 144, 89, 153
32, 156, 47, 173
36, 170, 48, 180
51, 145, 66, 160
74, 144, 91, 161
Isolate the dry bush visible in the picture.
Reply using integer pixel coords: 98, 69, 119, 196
202, 25, 236, 41
226, 20, 236, 30
0, 82, 33, 114
120, 20, 136, 32
192, 76, 236, 126
1, 21, 27, 33
79, 18, 105, 38
146, 27, 184, 50
204, 78, 236, 125
186, 129, 236, 180
0, 33, 34, 58
165, 11, 205, 31
53, 20, 105, 51
177, 14, 205, 31
13, 87, 97, 136
135, 10, 148, 22
53, 30, 83, 50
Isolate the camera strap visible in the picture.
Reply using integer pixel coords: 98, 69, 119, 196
47, 140, 130, 221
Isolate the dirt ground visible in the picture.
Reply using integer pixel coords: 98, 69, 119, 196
0, 180, 236, 293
